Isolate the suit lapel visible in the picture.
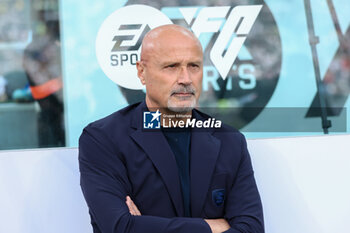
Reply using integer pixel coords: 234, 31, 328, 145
190, 112, 221, 217
129, 102, 184, 216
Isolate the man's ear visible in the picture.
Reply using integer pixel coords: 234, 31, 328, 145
136, 61, 146, 85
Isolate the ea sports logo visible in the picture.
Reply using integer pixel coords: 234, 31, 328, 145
96, 5, 172, 90
96, 1, 282, 129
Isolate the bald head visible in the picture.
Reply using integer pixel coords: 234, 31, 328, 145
140, 24, 202, 62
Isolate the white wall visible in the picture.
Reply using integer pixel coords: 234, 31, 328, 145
249, 135, 350, 233
0, 134, 349, 233
0, 148, 90, 233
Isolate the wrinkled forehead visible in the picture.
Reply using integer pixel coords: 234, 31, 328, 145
146, 39, 203, 66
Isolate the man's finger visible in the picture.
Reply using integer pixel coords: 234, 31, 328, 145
133, 202, 141, 216
126, 196, 135, 215
126, 196, 141, 216
204, 218, 230, 233
130, 198, 141, 216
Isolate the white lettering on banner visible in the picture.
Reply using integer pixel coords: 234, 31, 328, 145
191, 6, 230, 37
210, 5, 262, 79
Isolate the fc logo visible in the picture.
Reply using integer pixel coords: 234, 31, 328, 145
191, 5, 262, 79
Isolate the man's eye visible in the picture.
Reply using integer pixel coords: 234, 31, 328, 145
166, 64, 176, 68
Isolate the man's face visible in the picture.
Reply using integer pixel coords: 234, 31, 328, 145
137, 30, 203, 113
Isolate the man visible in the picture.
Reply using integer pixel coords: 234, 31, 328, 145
79, 24, 264, 233
23, 17, 65, 147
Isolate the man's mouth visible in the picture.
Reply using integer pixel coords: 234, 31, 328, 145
172, 92, 194, 96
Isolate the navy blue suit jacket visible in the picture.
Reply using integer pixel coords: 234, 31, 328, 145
79, 101, 264, 233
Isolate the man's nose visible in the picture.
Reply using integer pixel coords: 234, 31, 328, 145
177, 66, 192, 85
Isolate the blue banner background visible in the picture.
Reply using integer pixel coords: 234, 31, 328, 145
60, 0, 350, 146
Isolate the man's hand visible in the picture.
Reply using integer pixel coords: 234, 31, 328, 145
126, 196, 141, 216
204, 219, 230, 233
126, 196, 230, 233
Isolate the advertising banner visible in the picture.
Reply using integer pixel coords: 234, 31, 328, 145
60, 0, 350, 146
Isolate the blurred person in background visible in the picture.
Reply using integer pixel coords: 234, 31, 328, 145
23, 9, 65, 147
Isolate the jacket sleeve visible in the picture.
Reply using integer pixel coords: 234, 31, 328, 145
78, 126, 211, 233
223, 133, 265, 233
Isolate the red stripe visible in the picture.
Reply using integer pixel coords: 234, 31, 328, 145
30, 78, 63, 100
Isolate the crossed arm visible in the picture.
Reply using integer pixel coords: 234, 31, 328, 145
125, 196, 230, 233
79, 128, 231, 233
79, 127, 264, 233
